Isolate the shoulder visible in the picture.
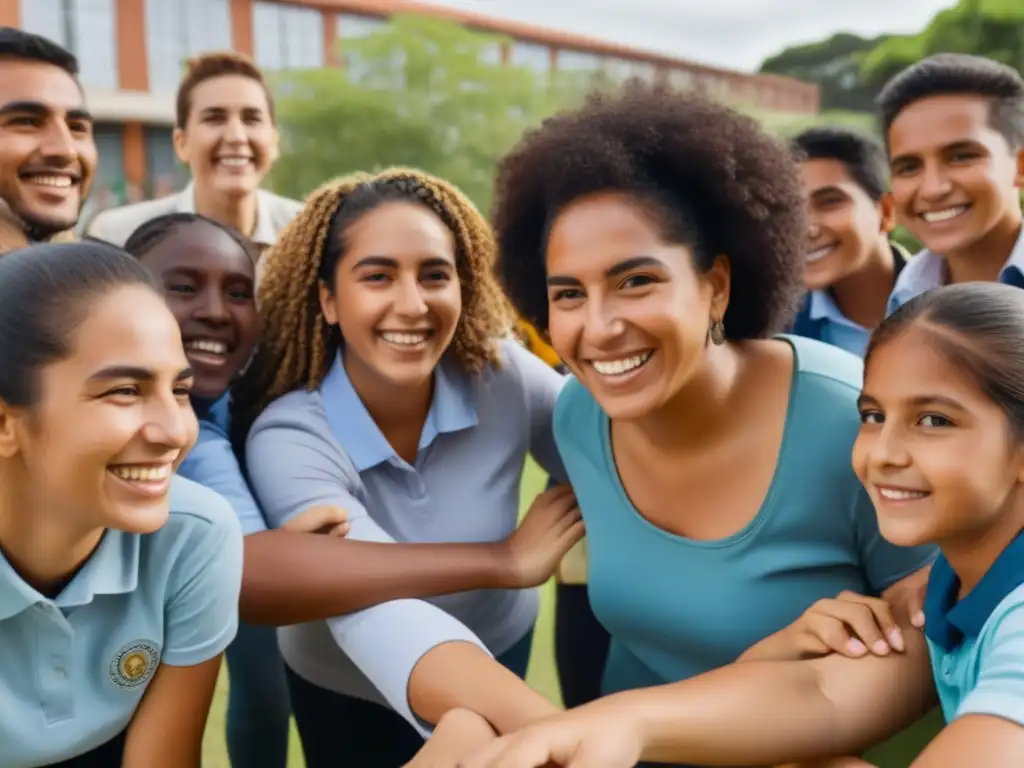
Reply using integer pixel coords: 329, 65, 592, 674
249, 387, 327, 434
784, 334, 864, 396
259, 189, 303, 227
158, 475, 241, 544
487, 337, 558, 384
88, 195, 183, 246
984, 583, 1024, 642
553, 376, 602, 446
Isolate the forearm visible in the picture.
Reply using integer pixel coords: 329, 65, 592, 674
603, 658, 924, 766
408, 641, 560, 733
239, 531, 517, 625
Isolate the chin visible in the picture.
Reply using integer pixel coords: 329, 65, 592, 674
107, 500, 171, 536
876, 518, 935, 549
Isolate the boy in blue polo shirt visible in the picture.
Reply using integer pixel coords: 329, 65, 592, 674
880, 53, 1024, 312
790, 127, 907, 357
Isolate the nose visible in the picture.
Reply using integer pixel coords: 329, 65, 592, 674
38, 120, 76, 162
807, 218, 821, 241
918, 161, 952, 202
865, 420, 912, 471
194, 289, 230, 324
142, 397, 195, 453
223, 115, 247, 144
393, 274, 428, 319
582, 294, 626, 347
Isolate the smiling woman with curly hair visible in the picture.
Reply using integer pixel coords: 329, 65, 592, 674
484, 83, 938, 766
231, 168, 585, 767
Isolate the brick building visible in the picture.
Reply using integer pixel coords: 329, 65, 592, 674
1, 0, 819, 200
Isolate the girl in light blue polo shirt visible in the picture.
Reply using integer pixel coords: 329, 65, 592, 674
488, 83, 936, 767
232, 169, 585, 767
460, 282, 1024, 768
0, 242, 242, 767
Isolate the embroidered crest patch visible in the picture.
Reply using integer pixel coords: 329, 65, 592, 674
108, 640, 160, 690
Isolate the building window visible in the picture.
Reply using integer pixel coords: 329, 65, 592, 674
510, 41, 551, 76
253, 1, 325, 72
556, 49, 601, 73
145, 0, 232, 93
20, 0, 118, 90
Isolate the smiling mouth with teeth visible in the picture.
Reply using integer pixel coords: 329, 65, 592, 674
217, 157, 253, 168
21, 173, 76, 189
876, 486, 930, 501
805, 245, 835, 264
590, 351, 653, 376
186, 339, 231, 360
108, 464, 172, 483
919, 205, 969, 224
380, 331, 432, 347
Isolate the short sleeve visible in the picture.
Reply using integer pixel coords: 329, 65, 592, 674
245, 396, 362, 530
853, 486, 938, 593
178, 420, 267, 535
162, 485, 244, 667
503, 340, 568, 483
957, 595, 1024, 726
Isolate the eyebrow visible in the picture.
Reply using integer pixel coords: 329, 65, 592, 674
163, 265, 254, 282
0, 101, 93, 123
857, 393, 966, 410
890, 139, 981, 166
810, 185, 847, 198
351, 255, 454, 270
547, 255, 665, 287
88, 365, 194, 383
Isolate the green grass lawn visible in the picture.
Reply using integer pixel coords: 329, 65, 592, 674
201, 460, 557, 768
201, 460, 935, 767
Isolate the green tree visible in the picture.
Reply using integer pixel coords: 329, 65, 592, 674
760, 32, 886, 111
266, 14, 590, 212
860, 0, 1024, 89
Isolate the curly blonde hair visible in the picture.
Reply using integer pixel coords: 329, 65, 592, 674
231, 168, 514, 442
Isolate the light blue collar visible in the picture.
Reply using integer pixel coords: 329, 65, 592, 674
0, 530, 139, 620
888, 226, 1024, 314
807, 290, 866, 330
319, 352, 478, 471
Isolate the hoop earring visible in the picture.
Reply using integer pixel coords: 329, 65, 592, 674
709, 319, 726, 346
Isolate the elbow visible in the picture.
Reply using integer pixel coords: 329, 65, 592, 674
237, 532, 286, 626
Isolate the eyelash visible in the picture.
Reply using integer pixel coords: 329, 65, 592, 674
103, 384, 193, 399
858, 410, 954, 428
550, 274, 657, 302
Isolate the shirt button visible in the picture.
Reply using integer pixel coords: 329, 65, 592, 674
53, 666, 67, 678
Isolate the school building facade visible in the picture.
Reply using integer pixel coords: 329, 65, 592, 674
1, 0, 820, 200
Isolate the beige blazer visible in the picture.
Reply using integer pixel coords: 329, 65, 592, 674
86, 183, 303, 252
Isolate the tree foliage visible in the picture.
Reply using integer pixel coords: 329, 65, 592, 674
265, 14, 592, 212
761, 0, 1024, 112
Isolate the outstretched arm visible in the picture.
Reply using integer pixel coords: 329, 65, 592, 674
464, 623, 936, 767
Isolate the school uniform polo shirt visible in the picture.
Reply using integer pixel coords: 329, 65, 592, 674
245, 339, 567, 734
0, 476, 244, 767
923, 533, 1024, 727
887, 229, 1024, 314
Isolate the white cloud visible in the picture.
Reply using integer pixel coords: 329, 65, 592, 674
426, 0, 955, 71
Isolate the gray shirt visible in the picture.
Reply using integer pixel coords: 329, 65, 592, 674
245, 339, 566, 731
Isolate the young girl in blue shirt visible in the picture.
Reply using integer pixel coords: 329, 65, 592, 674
0, 241, 242, 767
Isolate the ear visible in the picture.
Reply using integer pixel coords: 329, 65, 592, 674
0, 400, 22, 459
318, 279, 338, 326
172, 127, 189, 165
705, 254, 732, 323
878, 192, 896, 234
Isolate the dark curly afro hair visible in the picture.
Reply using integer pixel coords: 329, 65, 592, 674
492, 82, 806, 340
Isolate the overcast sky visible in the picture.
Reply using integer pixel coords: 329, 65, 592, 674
427, 0, 954, 71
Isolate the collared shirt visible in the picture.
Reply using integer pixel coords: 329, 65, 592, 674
85, 183, 303, 252
0, 476, 243, 768
178, 395, 267, 535
792, 243, 909, 358
888, 228, 1024, 314
245, 339, 566, 733
924, 531, 1024, 726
